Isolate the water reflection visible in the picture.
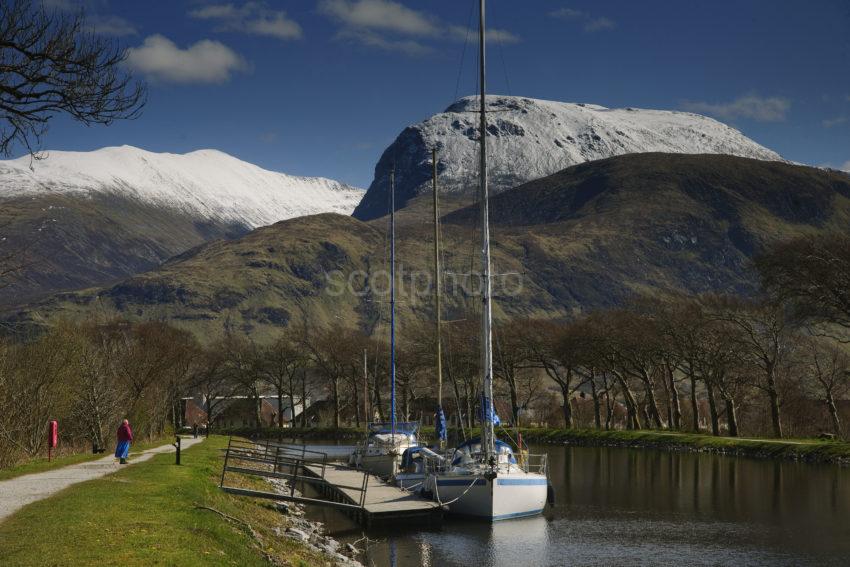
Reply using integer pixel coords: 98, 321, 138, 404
306, 445, 850, 567
553, 446, 850, 533
353, 515, 549, 567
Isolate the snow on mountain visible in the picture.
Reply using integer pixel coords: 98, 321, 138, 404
353, 95, 784, 220
0, 145, 364, 227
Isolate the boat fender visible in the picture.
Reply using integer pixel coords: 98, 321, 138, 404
547, 482, 555, 505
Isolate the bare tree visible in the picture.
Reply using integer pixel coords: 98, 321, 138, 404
711, 298, 793, 438
757, 233, 850, 341
665, 299, 706, 432
494, 320, 531, 426
798, 336, 850, 437
259, 331, 307, 433
69, 333, 123, 452
523, 319, 590, 429
103, 321, 190, 436
222, 336, 265, 429
443, 319, 480, 431
304, 324, 361, 429
189, 346, 236, 435
0, 327, 73, 458
692, 311, 746, 437
0, 0, 146, 156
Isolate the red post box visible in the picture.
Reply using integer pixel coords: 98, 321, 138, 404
48, 420, 58, 461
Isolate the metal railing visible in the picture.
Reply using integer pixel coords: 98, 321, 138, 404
220, 436, 372, 509
419, 449, 548, 477
519, 452, 548, 476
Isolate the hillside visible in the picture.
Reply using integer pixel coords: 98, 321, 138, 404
0, 146, 363, 304
7, 154, 849, 341
353, 95, 783, 220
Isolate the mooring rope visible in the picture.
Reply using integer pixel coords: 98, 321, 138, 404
433, 474, 481, 507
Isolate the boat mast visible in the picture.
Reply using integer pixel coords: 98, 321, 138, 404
363, 348, 369, 423
432, 148, 444, 449
478, 0, 496, 462
390, 167, 397, 437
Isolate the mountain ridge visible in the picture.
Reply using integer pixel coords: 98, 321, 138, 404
8, 154, 847, 342
0, 145, 364, 228
353, 95, 783, 220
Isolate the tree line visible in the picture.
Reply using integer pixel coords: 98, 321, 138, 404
1, 233, 848, 466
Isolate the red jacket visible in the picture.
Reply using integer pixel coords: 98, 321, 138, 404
117, 423, 133, 443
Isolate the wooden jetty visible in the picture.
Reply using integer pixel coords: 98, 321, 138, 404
219, 437, 441, 526
303, 463, 438, 523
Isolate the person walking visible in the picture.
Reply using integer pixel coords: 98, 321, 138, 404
115, 419, 133, 465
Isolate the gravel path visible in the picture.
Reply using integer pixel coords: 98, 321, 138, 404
0, 436, 205, 523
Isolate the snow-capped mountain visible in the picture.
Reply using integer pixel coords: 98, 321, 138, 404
0, 145, 364, 227
353, 95, 784, 219
0, 146, 363, 305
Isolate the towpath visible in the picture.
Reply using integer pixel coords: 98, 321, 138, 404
0, 436, 204, 522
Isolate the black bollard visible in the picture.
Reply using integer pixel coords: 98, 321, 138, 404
174, 436, 181, 465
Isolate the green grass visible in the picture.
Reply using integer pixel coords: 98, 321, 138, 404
0, 436, 330, 567
0, 438, 173, 481
514, 427, 850, 464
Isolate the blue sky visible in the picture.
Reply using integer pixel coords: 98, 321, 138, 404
29, 0, 850, 187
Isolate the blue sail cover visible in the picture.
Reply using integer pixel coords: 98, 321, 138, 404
435, 406, 447, 441
479, 395, 501, 426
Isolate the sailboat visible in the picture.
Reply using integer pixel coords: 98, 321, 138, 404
420, 0, 550, 520
349, 168, 419, 477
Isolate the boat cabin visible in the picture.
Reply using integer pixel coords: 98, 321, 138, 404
451, 437, 517, 467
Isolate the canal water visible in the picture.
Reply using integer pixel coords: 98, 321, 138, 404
297, 443, 850, 566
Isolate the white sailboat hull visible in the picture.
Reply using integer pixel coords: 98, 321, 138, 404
426, 470, 547, 520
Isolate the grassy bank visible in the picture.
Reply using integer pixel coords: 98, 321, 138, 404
0, 436, 330, 566
229, 425, 850, 466
513, 428, 850, 465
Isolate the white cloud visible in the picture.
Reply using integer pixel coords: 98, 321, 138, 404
681, 94, 791, 122
319, 0, 438, 36
125, 35, 249, 84
189, 5, 239, 20
447, 25, 520, 45
822, 116, 847, 128
320, 0, 520, 53
87, 14, 138, 37
189, 2, 302, 40
550, 8, 583, 20
248, 13, 302, 39
585, 17, 616, 32
841, 160, 850, 172
550, 7, 616, 32
486, 28, 521, 44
